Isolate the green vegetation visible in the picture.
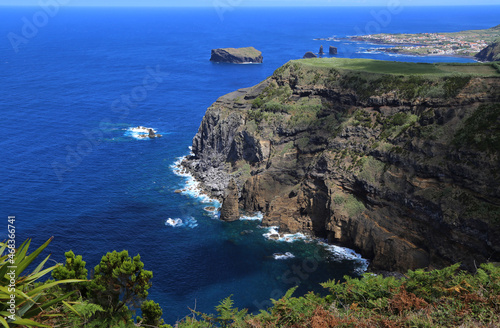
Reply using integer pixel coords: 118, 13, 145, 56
87, 250, 153, 324
352, 110, 372, 128
0, 238, 83, 328
458, 190, 500, 225
379, 112, 419, 140
270, 59, 488, 103
173, 263, 500, 327
219, 47, 262, 58
330, 191, 366, 217
299, 58, 500, 77
357, 156, 386, 184
0, 238, 168, 328
137, 300, 169, 328
278, 141, 294, 157
443, 76, 472, 98
3, 239, 500, 327
453, 103, 500, 153
344, 194, 366, 217
52, 250, 88, 283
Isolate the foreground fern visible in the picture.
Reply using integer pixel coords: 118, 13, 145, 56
175, 263, 500, 328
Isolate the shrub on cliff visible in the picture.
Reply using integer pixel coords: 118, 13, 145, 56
175, 263, 500, 327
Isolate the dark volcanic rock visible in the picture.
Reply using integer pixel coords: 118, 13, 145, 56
329, 46, 338, 55
183, 59, 500, 272
475, 38, 500, 62
210, 47, 263, 64
220, 179, 240, 221
319, 45, 324, 55
303, 51, 317, 59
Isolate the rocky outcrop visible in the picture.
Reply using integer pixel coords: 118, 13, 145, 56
303, 52, 317, 59
183, 59, 500, 272
220, 179, 240, 221
319, 45, 324, 55
210, 47, 263, 64
475, 38, 500, 62
329, 46, 338, 55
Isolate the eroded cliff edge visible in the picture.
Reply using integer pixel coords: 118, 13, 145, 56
182, 58, 500, 272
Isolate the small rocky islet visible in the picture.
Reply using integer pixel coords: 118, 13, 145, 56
210, 46, 263, 64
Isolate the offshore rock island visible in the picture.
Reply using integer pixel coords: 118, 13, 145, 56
210, 47, 263, 64
182, 58, 500, 273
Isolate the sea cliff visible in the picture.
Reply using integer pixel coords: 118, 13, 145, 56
182, 58, 500, 272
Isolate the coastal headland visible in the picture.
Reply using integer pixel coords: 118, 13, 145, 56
183, 57, 500, 272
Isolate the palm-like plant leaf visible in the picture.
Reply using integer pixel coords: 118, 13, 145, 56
0, 238, 85, 327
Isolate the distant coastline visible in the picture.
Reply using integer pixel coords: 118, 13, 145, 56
345, 24, 500, 58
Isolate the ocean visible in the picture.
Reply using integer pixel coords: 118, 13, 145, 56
1, 5, 499, 323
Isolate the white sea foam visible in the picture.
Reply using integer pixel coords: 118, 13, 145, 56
124, 128, 150, 140
165, 217, 198, 229
261, 226, 309, 243
260, 224, 368, 273
124, 126, 161, 140
239, 212, 263, 221
171, 156, 221, 207
279, 233, 309, 243
357, 50, 382, 55
321, 242, 369, 273
262, 226, 280, 240
165, 218, 183, 227
273, 252, 295, 260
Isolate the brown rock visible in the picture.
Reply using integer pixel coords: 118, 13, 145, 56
220, 179, 240, 221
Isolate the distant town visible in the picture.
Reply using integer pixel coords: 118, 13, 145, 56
350, 24, 500, 57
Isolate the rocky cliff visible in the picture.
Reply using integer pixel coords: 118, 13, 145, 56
182, 58, 500, 272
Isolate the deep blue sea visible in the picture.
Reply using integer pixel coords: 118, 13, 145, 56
1, 5, 500, 323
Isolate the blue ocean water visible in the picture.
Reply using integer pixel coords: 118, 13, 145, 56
1, 5, 499, 323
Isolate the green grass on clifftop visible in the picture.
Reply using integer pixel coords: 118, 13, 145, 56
221, 46, 262, 57
298, 58, 500, 76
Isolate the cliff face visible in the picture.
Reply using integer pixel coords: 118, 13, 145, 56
475, 38, 500, 62
183, 58, 500, 272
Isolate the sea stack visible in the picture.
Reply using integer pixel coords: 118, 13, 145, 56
210, 47, 263, 64
303, 51, 317, 58
220, 179, 240, 221
319, 45, 324, 55
329, 46, 338, 55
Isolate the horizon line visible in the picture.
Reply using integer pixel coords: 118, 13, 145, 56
1, 3, 500, 7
